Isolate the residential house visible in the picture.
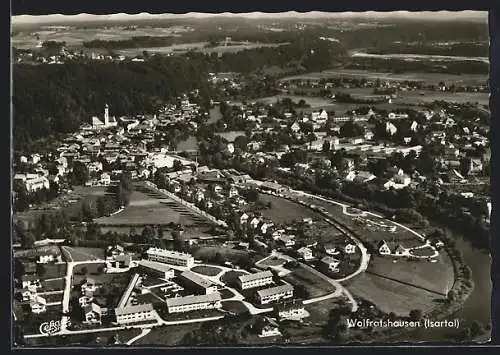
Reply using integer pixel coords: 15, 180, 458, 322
81, 278, 101, 294
344, 244, 356, 254
30, 295, 47, 314
275, 300, 308, 321
320, 256, 340, 273
278, 234, 296, 247
378, 240, 392, 255
83, 303, 102, 324
345, 171, 376, 184
250, 217, 261, 229
297, 247, 314, 261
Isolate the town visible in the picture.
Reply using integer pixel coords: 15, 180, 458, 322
12, 11, 491, 346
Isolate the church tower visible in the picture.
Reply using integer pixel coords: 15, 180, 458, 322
104, 104, 110, 126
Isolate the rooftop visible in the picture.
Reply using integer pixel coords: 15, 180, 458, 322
166, 292, 221, 307
114, 303, 154, 316
238, 270, 273, 283
257, 284, 294, 298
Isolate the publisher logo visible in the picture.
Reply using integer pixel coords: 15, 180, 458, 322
39, 320, 61, 336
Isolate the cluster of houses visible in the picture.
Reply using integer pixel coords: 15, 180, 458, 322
14, 95, 205, 195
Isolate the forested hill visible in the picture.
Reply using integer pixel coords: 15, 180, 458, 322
13, 39, 346, 150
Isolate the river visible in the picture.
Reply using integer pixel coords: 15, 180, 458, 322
175, 106, 222, 152
404, 232, 491, 342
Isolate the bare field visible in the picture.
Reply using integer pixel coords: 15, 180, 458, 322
281, 69, 488, 86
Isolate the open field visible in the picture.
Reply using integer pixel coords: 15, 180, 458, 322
62, 246, 105, 262
134, 323, 203, 346
191, 265, 222, 276
95, 189, 208, 227
280, 69, 488, 86
41, 278, 65, 291
258, 256, 287, 267
39, 263, 67, 279
304, 297, 348, 324
283, 265, 335, 298
346, 272, 445, 316
193, 246, 250, 264
117, 42, 288, 57
367, 253, 454, 295
257, 194, 320, 224
12, 26, 193, 49
221, 300, 249, 314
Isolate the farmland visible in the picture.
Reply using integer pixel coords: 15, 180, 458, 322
280, 69, 488, 86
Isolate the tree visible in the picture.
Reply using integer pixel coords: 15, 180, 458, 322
322, 140, 331, 153
460, 157, 472, 177
81, 266, 88, 275
173, 159, 183, 171
72, 161, 89, 186
36, 263, 47, 277
234, 135, 248, 151
141, 226, 155, 243
470, 320, 485, 338
409, 309, 423, 322
21, 231, 36, 249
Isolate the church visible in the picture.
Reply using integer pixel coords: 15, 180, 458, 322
92, 104, 118, 129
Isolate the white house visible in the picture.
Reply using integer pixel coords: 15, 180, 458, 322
83, 303, 102, 324
297, 247, 314, 261
344, 244, 356, 254
320, 256, 340, 273
30, 295, 47, 314
378, 240, 392, 255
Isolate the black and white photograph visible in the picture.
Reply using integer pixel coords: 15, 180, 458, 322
11, 9, 493, 347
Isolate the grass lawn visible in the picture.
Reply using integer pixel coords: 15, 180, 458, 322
23, 328, 142, 347
346, 272, 446, 316
193, 247, 249, 264
220, 270, 247, 286
62, 246, 104, 262
134, 324, 203, 346
40, 263, 67, 279
409, 247, 437, 257
305, 297, 348, 325
367, 253, 454, 295
191, 265, 222, 277
283, 266, 335, 298
73, 263, 106, 277
259, 256, 287, 267
221, 300, 249, 314
257, 194, 320, 224
41, 278, 65, 291
162, 309, 223, 322
135, 291, 164, 305
41, 293, 63, 303
218, 288, 235, 300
